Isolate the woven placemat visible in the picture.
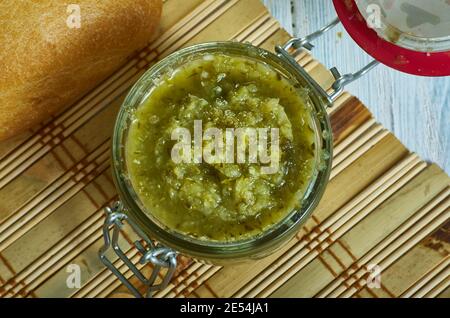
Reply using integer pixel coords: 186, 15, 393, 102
0, 0, 448, 298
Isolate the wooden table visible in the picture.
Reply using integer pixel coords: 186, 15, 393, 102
263, 0, 450, 175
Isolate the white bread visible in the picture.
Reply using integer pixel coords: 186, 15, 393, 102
0, 0, 163, 140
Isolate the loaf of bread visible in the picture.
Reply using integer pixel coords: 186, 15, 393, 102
0, 0, 162, 140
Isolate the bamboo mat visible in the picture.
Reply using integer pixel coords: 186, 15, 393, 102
0, 0, 449, 298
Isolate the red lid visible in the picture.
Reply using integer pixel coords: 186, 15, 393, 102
333, 0, 450, 76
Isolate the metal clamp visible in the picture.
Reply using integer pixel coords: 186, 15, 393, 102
328, 60, 378, 100
283, 18, 341, 53
98, 201, 177, 298
280, 18, 379, 102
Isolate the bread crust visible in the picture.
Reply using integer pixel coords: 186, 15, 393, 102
0, 0, 162, 140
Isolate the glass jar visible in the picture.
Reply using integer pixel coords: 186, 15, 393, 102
100, 33, 377, 298
112, 41, 332, 260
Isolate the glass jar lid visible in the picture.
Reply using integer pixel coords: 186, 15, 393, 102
356, 0, 450, 52
333, 0, 450, 76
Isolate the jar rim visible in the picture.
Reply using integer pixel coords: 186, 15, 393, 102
111, 41, 333, 261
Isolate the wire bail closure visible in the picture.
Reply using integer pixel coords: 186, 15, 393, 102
98, 201, 177, 298
280, 18, 378, 103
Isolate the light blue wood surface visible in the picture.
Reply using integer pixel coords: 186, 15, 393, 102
263, 0, 450, 174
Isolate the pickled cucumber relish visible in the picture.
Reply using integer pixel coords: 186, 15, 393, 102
126, 53, 316, 242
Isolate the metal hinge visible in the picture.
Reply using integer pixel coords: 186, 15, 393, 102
98, 202, 177, 298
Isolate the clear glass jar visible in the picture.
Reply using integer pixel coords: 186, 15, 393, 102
110, 41, 333, 264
